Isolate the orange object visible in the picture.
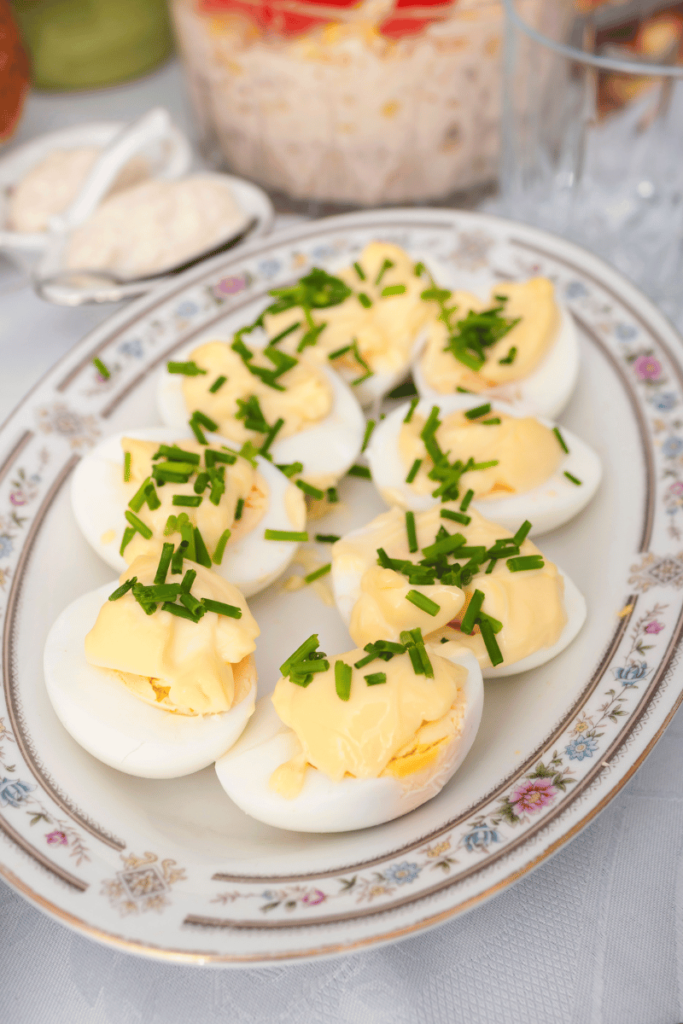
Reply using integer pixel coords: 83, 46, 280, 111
0, 0, 29, 143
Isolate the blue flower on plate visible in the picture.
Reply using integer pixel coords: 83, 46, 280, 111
565, 280, 588, 299
0, 777, 35, 808
614, 661, 649, 686
615, 322, 638, 341
463, 826, 500, 852
176, 300, 199, 318
118, 339, 143, 359
258, 258, 281, 279
0, 535, 13, 559
650, 391, 678, 412
311, 245, 336, 261
662, 436, 683, 459
565, 736, 599, 761
383, 861, 420, 886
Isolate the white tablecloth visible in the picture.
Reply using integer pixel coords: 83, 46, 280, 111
1, 60, 682, 1024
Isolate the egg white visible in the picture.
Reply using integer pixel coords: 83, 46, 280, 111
328, 334, 426, 410
413, 302, 579, 420
44, 582, 257, 779
366, 396, 602, 536
214, 646, 483, 833
156, 335, 365, 487
70, 426, 305, 598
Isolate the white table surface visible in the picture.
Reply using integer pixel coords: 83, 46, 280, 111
1, 59, 682, 1024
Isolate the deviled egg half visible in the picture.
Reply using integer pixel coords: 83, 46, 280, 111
215, 633, 483, 832
413, 278, 579, 419
331, 504, 586, 679
71, 427, 306, 598
366, 396, 601, 536
260, 241, 440, 406
44, 556, 260, 778
157, 331, 365, 491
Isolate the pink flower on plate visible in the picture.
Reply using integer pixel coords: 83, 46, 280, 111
45, 830, 68, 846
634, 354, 662, 381
510, 777, 557, 815
214, 275, 247, 297
670, 482, 683, 496
301, 889, 326, 906
645, 620, 665, 634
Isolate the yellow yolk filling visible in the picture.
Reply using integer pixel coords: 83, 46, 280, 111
263, 242, 437, 374
269, 649, 467, 797
181, 340, 333, 444
332, 505, 567, 664
85, 556, 260, 716
120, 437, 265, 564
398, 410, 562, 499
420, 278, 560, 394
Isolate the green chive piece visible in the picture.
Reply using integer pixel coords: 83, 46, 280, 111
193, 527, 212, 568
441, 509, 471, 525
406, 590, 440, 616
375, 258, 394, 285
108, 577, 136, 601
498, 346, 517, 365
460, 590, 485, 635
479, 616, 504, 665
482, 418, 502, 426
460, 488, 474, 512
335, 660, 353, 701
270, 322, 301, 345
209, 375, 227, 393
327, 487, 339, 503
153, 445, 201, 464
171, 543, 184, 576
119, 527, 136, 556
179, 520, 196, 563
128, 476, 152, 513
328, 344, 352, 361
414, 261, 426, 276
381, 284, 406, 297
212, 529, 231, 565
358, 292, 372, 309
260, 417, 285, 458
304, 563, 331, 584
192, 410, 219, 432
388, 380, 418, 400
553, 427, 570, 454
406, 458, 422, 484
194, 472, 210, 494
405, 511, 418, 553
164, 515, 177, 537
264, 529, 308, 542
404, 398, 419, 423
188, 417, 207, 445
276, 461, 304, 479
456, 386, 472, 393
162, 601, 200, 622
180, 592, 205, 619
154, 543, 174, 585
296, 479, 325, 500
486, 558, 498, 575
173, 494, 202, 507
280, 634, 321, 678
513, 520, 532, 546
507, 555, 545, 572
464, 403, 492, 420
564, 471, 582, 486
93, 357, 110, 379
205, 448, 237, 467
181, 568, 196, 593
202, 598, 242, 619
348, 465, 371, 479
315, 533, 340, 544
167, 361, 207, 376
234, 497, 245, 521
123, 451, 131, 482
365, 672, 387, 686
125, 510, 152, 539
353, 261, 366, 281
361, 419, 376, 453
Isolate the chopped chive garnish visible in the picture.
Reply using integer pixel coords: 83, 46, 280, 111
164, 515, 177, 536
205, 448, 237, 467
153, 445, 201, 464
358, 292, 372, 309
421, 532, 466, 559
315, 533, 340, 544
193, 527, 212, 568
486, 558, 498, 574
564, 471, 582, 486
414, 261, 426, 276
381, 284, 406, 297
348, 465, 372, 479
93, 357, 110, 379
479, 616, 504, 666
189, 418, 207, 445
513, 520, 532, 546
124, 510, 152, 539
173, 494, 202, 507
327, 486, 339, 503
209, 375, 227, 393
162, 601, 200, 622
507, 555, 545, 572
460, 590, 485, 634
304, 563, 331, 584
181, 568, 196, 593
154, 543, 174, 584
212, 529, 231, 565
192, 410, 219, 432
375, 258, 394, 285
328, 344, 352, 361
464, 403, 492, 420
276, 461, 304, 479
264, 529, 308, 542
482, 418, 501, 426
120, 526, 136, 556
180, 593, 205, 619
296, 479, 324, 500
553, 427, 569, 454
123, 451, 131, 482
167, 360, 207, 376
362, 419, 376, 453
498, 346, 517, 365
470, 460, 498, 472
270, 322, 301, 346
404, 398, 419, 423
194, 472, 209, 494
108, 576, 136, 601
335, 660, 352, 700
145, 583, 183, 602
441, 509, 471, 525
456, 386, 472, 393
353, 261, 366, 281
202, 598, 242, 618
260, 417, 285, 458
280, 634, 320, 676
365, 672, 387, 686
460, 488, 474, 512
405, 511, 418, 553
128, 476, 152, 513
234, 497, 245, 521
171, 543, 184, 576
406, 458, 422, 484
405, 590, 440, 616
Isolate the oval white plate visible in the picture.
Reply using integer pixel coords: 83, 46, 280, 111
0, 209, 682, 965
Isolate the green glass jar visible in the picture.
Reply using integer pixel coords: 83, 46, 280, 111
11, 0, 174, 90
